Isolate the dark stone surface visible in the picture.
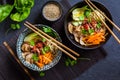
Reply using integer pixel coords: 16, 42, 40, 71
0, 0, 120, 80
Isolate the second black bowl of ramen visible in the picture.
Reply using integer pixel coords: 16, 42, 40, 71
64, 1, 113, 50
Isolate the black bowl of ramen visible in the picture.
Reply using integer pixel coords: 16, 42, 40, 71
64, 1, 113, 50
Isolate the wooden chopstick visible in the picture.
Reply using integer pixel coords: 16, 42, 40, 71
84, 0, 120, 44
25, 21, 80, 57
24, 23, 77, 60
86, 0, 120, 32
3, 42, 35, 80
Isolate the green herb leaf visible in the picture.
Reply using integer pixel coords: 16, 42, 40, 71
82, 29, 88, 34
79, 15, 85, 20
65, 57, 77, 67
39, 72, 45, 77
44, 46, 50, 52
42, 27, 57, 38
65, 61, 69, 66
84, 10, 91, 17
82, 5, 90, 11
49, 32, 57, 38
11, 24, 16, 30
42, 46, 50, 55
67, 58, 71, 63
30, 40, 35, 46
43, 27, 52, 33
42, 38, 46, 42
10, 24, 21, 30
70, 60, 77, 66
65, 57, 90, 67
32, 54, 39, 62
42, 49, 46, 55
16, 24, 21, 29
88, 29, 94, 34
97, 22, 101, 28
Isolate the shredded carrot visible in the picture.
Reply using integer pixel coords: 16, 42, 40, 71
36, 62, 44, 68
36, 52, 54, 68
82, 31, 106, 45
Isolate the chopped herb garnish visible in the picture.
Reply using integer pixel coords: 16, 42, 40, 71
65, 60, 69, 67
65, 57, 77, 66
42, 27, 57, 38
30, 40, 35, 46
11, 24, 16, 30
42, 38, 46, 42
16, 24, 21, 29
65, 57, 91, 67
32, 54, 39, 62
88, 29, 94, 34
11, 24, 21, 30
48, 32, 57, 38
82, 5, 90, 11
84, 10, 91, 17
44, 46, 50, 52
82, 29, 88, 34
70, 60, 77, 66
42, 46, 50, 54
42, 27, 52, 33
6, 24, 20, 35
97, 22, 101, 28
39, 71, 45, 77
79, 15, 85, 20
42, 48, 46, 55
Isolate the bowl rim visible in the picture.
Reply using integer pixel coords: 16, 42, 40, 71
16, 24, 62, 71
64, 1, 113, 50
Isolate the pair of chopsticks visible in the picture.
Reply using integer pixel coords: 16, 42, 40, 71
84, 0, 120, 44
3, 42, 35, 80
24, 21, 80, 60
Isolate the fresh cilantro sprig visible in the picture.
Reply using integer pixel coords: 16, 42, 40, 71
42, 27, 57, 38
42, 46, 50, 54
39, 71, 45, 77
65, 57, 77, 67
5, 23, 21, 35
11, 24, 21, 30
65, 57, 91, 67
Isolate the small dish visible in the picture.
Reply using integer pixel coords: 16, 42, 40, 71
16, 24, 62, 71
64, 1, 113, 50
41, 1, 63, 22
